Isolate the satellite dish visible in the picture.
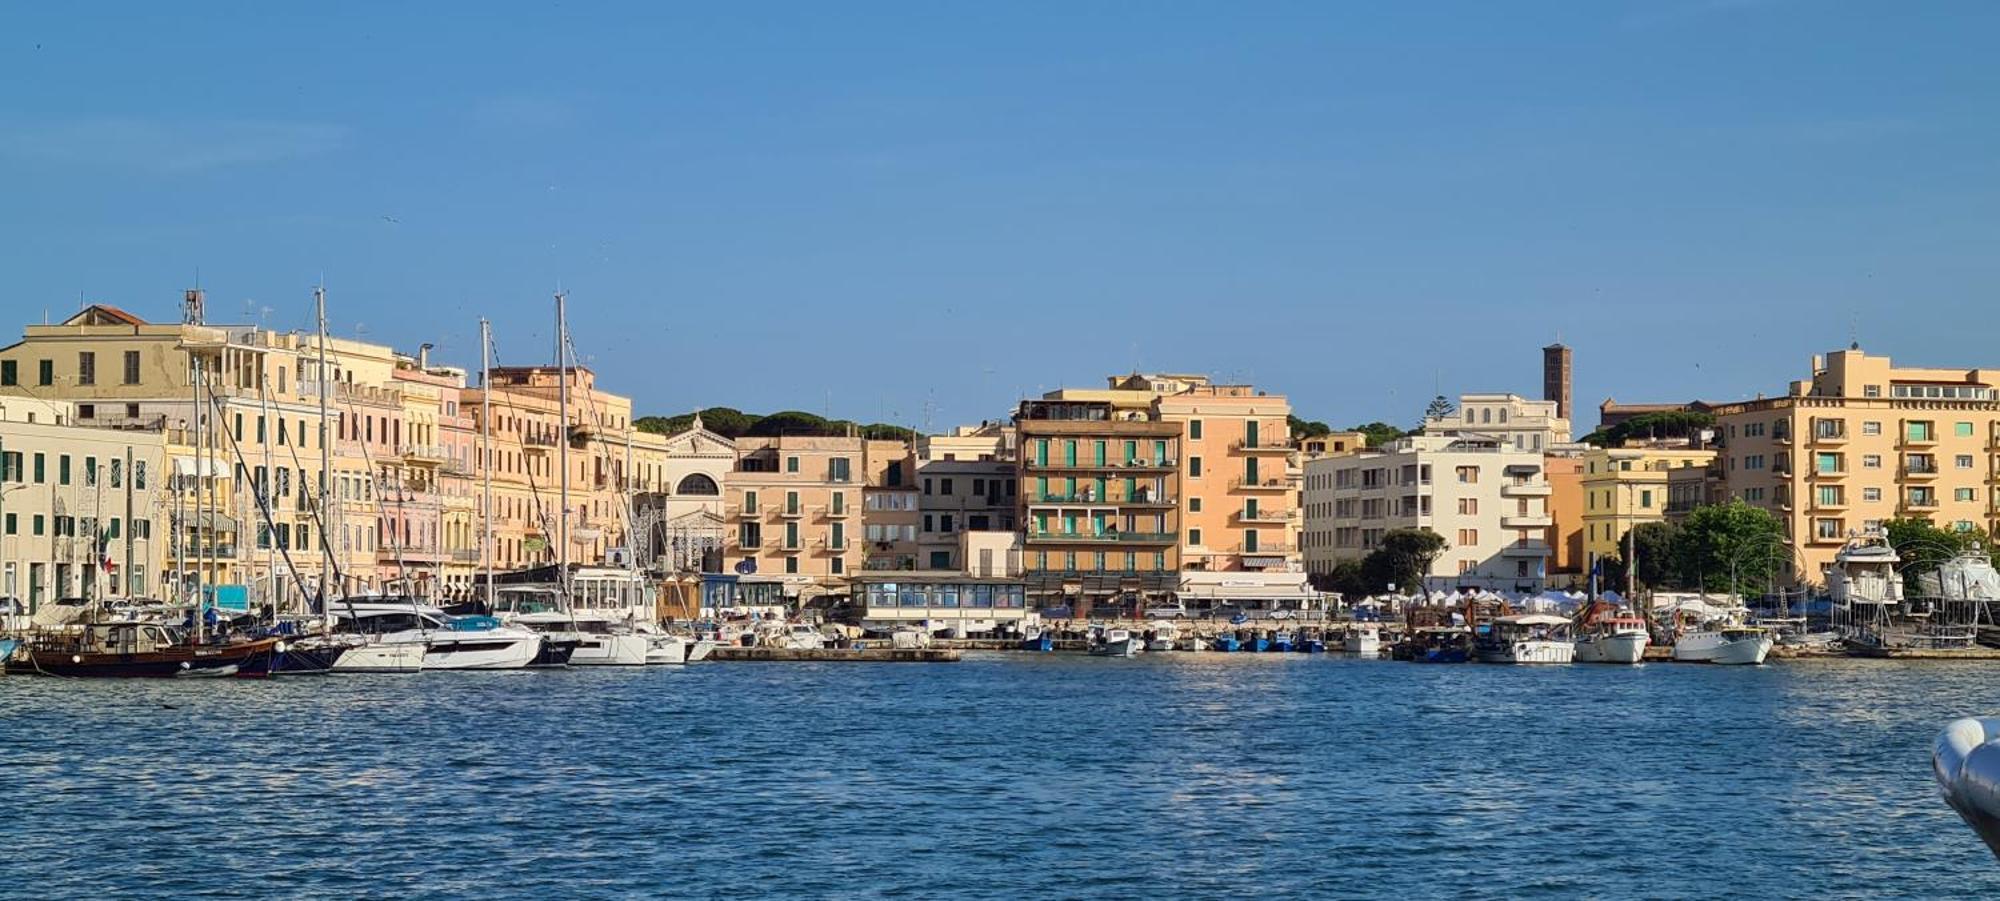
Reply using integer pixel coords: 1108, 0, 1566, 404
735, 559, 757, 575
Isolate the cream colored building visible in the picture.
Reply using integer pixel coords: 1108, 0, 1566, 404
726, 435, 914, 598
0, 397, 169, 609
634, 413, 735, 573
917, 423, 1017, 571
1424, 392, 1573, 453
1303, 434, 1552, 592
1580, 443, 1719, 564
1715, 346, 2000, 583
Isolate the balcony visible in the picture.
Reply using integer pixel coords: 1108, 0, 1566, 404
400, 444, 448, 467
1232, 440, 1292, 455
1024, 531, 1176, 545
1901, 429, 1939, 448
779, 505, 806, 519
1501, 541, 1552, 557
1500, 482, 1552, 498
1232, 478, 1291, 492
1902, 496, 1941, 511
1236, 508, 1296, 524
1809, 427, 1847, 445
735, 538, 764, 550
1807, 531, 1848, 546
178, 543, 237, 558
1026, 458, 1177, 473
818, 538, 849, 553
1808, 499, 1849, 512
821, 505, 852, 519
1902, 462, 1942, 480
779, 540, 805, 553
1231, 543, 1296, 554
451, 549, 481, 562
523, 434, 557, 454
1500, 514, 1553, 529
1807, 466, 1846, 480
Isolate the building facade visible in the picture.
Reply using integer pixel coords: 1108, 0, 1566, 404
0, 398, 169, 609
1714, 347, 2000, 582
1579, 443, 1719, 565
1303, 434, 1552, 592
1423, 392, 1573, 453
916, 424, 1017, 571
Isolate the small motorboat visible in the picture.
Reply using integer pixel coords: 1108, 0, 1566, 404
1299, 633, 1326, 653
1270, 630, 1295, 653
1243, 631, 1270, 653
1574, 617, 1650, 665
1344, 624, 1382, 657
1673, 625, 1773, 665
1475, 614, 1575, 664
1210, 633, 1240, 652
1089, 628, 1142, 658
1144, 622, 1179, 652
1019, 628, 1054, 652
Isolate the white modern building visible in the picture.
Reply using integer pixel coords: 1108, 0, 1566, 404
1302, 434, 1551, 592
1422, 392, 1573, 453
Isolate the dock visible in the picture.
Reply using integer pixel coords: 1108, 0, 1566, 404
709, 647, 962, 663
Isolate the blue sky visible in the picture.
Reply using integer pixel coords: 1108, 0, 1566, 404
4, 2, 1995, 431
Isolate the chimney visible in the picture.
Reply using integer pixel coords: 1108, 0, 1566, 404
1542, 342, 1572, 421
419, 343, 433, 370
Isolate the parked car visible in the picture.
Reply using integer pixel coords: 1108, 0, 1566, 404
1144, 605, 1189, 619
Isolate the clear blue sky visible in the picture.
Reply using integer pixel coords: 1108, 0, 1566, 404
4, 2, 1995, 431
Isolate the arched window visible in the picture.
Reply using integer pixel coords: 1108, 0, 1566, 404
676, 473, 720, 496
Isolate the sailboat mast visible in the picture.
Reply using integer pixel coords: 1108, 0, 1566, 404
316, 285, 332, 606
556, 293, 570, 593
192, 353, 206, 643
476, 318, 492, 612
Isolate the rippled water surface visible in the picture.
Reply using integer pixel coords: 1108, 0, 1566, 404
3, 654, 1997, 899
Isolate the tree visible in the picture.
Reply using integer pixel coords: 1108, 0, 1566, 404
1581, 411, 1716, 448
1674, 501, 1784, 598
1288, 414, 1332, 439
1423, 394, 1456, 423
1883, 518, 1993, 594
744, 411, 839, 437
1349, 421, 1407, 448
1313, 560, 1370, 599
1603, 521, 1684, 591
1361, 528, 1448, 594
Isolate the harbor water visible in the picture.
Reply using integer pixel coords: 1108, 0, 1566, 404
3, 654, 1996, 898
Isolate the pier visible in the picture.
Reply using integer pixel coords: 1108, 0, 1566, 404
709, 647, 962, 663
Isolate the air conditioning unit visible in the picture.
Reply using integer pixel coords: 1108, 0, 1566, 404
606, 547, 631, 566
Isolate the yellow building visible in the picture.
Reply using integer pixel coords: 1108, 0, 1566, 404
1579, 443, 1718, 564
1715, 346, 2000, 583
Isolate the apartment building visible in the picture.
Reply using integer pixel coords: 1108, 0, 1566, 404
725, 435, 913, 597
0, 397, 169, 610
1579, 443, 1719, 564
1423, 392, 1573, 453
916, 424, 1017, 571
1715, 346, 2000, 582
1302, 434, 1552, 592
1544, 453, 1586, 582
1014, 394, 1182, 615
633, 413, 735, 573
1149, 378, 1298, 574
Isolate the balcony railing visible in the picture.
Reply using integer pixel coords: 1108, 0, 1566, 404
1232, 440, 1292, 454
1026, 458, 1176, 472
451, 549, 481, 562
400, 444, 448, 466
1232, 478, 1291, 491
1236, 509, 1296, 523
178, 544, 237, 558
1025, 531, 1176, 544
1231, 543, 1296, 554
1031, 492, 1176, 506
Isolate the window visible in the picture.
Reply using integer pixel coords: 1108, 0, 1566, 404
1190, 457, 1203, 477
1640, 489, 1652, 508
1455, 466, 1479, 484
1189, 419, 1203, 440
1907, 421, 1934, 442
1817, 486, 1842, 506
1864, 385, 1881, 398
77, 351, 95, 386
829, 457, 851, 482
785, 557, 798, 574
0, 360, 13, 386
1861, 454, 1881, 469
1956, 488, 1977, 502
1457, 498, 1478, 515
1457, 528, 1478, 545
1957, 455, 1975, 470
32, 453, 44, 483
1189, 497, 1201, 513
1815, 518, 1842, 540
1815, 453, 1842, 474
1957, 422, 1976, 438
37, 359, 52, 386
743, 490, 758, 511
1861, 421, 1881, 436
1188, 528, 1202, 546
785, 456, 799, 473
123, 350, 140, 385
1459, 559, 1477, 574
59, 455, 71, 485
1862, 487, 1881, 502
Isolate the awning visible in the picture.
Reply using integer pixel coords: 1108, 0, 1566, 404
188, 511, 238, 532
172, 458, 226, 477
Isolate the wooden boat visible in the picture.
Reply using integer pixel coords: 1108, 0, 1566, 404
9, 622, 283, 678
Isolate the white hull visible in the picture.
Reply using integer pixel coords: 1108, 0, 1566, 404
645, 635, 696, 665
331, 640, 428, 673
1575, 632, 1648, 664
1092, 637, 1143, 658
423, 632, 542, 670
1145, 639, 1176, 652
1343, 633, 1382, 656
571, 633, 652, 666
685, 639, 716, 663
1478, 639, 1574, 664
1673, 631, 1773, 665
